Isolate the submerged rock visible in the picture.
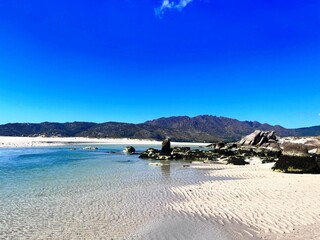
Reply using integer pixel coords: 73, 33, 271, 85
83, 146, 98, 150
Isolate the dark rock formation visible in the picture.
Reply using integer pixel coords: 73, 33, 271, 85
139, 148, 160, 159
171, 146, 191, 155
183, 149, 218, 161
161, 137, 171, 156
272, 142, 320, 173
123, 146, 135, 154
272, 155, 320, 173
216, 141, 226, 149
316, 148, 320, 169
226, 156, 249, 165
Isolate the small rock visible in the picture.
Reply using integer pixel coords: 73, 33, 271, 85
123, 146, 135, 154
83, 146, 98, 150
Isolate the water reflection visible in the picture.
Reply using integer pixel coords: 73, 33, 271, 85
160, 161, 171, 178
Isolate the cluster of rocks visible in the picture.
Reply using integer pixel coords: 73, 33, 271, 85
138, 135, 281, 165
138, 131, 320, 173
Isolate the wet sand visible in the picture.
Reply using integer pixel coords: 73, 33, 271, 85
1, 139, 320, 239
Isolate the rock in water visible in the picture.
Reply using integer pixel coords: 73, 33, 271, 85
139, 148, 160, 159
123, 146, 135, 154
161, 137, 171, 156
83, 146, 98, 150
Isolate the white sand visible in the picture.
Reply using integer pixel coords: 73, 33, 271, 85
279, 136, 320, 146
167, 163, 320, 239
0, 136, 207, 148
2, 136, 320, 239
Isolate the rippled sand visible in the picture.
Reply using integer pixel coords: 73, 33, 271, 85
1, 147, 320, 239
0, 148, 232, 240
168, 164, 320, 239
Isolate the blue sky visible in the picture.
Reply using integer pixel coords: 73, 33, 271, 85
0, 0, 319, 128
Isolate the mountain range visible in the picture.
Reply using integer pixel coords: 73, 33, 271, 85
0, 115, 319, 142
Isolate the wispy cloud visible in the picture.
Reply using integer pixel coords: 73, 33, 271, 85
155, 0, 193, 17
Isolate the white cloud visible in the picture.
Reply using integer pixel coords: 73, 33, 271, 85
318, 113, 320, 116
155, 0, 193, 17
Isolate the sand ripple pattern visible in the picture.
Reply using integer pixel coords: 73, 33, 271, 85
0, 151, 232, 240
168, 164, 320, 239
1, 148, 320, 240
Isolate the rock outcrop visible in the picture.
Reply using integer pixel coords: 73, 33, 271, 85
272, 143, 320, 173
272, 155, 320, 173
161, 137, 171, 156
281, 143, 308, 157
138, 133, 320, 174
239, 130, 278, 146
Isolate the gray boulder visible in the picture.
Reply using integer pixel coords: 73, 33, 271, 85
239, 130, 278, 146
281, 143, 308, 157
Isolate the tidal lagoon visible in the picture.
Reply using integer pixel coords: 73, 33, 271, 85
0, 145, 234, 239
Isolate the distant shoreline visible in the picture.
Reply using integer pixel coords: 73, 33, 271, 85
0, 136, 208, 148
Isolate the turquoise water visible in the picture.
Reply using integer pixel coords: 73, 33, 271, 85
0, 145, 233, 239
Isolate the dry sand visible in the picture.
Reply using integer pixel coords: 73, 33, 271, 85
166, 163, 320, 239
0, 136, 160, 147
0, 136, 207, 148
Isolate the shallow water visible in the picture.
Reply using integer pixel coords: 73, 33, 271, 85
0, 145, 234, 239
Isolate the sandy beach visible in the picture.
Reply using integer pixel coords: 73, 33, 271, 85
1, 136, 320, 239
166, 163, 320, 239
0, 136, 207, 148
